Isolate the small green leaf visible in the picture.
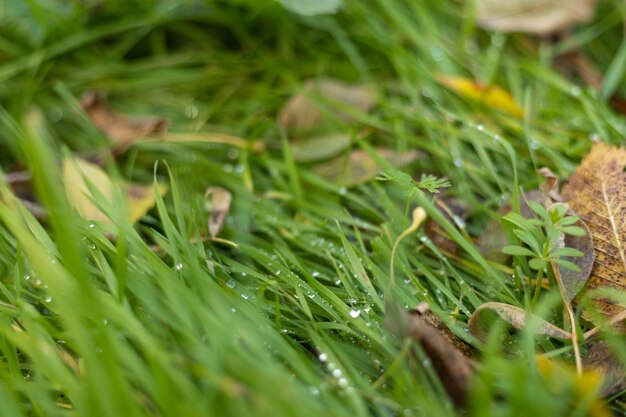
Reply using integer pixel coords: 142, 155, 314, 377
502, 245, 535, 256
562, 226, 586, 236
513, 229, 542, 254
553, 247, 583, 257
555, 258, 582, 273
527, 200, 547, 219
529, 258, 547, 270
558, 216, 580, 226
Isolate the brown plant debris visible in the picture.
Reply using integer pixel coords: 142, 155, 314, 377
80, 91, 169, 154
561, 143, 626, 327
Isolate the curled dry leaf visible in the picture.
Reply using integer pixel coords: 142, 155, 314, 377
63, 157, 166, 226
278, 78, 376, 132
80, 91, 169, 153
291, 133, 352, 163
475, 0, 598, 36
438, 76, 523, 118
313, 148, 420, 188
561, 143, 626, 328
385, 302, 476, 407
204, 187, 232, 238
468, 302, 572, 344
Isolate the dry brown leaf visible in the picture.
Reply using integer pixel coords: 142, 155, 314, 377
468, 302, 572, 343
204, 187, 232, 238
80, 91, 169, 153
583, 341, 626, 396
385, 302, 476, 407
278, 78, 376, 132
63, 157, 166, 226
291, 133, 352, 163
312, 148, 420, 188
475, 0, 598, 36
561, 143, 626, 328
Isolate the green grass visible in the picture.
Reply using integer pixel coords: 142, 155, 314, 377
0, 0, 625, 416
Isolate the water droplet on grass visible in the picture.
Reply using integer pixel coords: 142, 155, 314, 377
349, 309, 361, 318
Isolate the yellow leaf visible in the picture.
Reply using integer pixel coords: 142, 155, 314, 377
63, 157, 165, 226
63, 158, 115, 224
535, 355, 610, 417
439, 76, 524, 118
204, 186, 232, 238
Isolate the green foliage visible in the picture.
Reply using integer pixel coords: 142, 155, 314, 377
0, 0, 623, 416
502, 202, 584, 272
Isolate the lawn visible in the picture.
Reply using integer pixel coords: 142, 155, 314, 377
0, 1, 624, 416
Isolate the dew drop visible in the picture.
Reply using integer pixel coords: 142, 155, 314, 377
44, 296, 52, 303
337, 377, 349, 388
318, 353, 328, 362
332, 369, 342, 378
185, 104, 199, 119
349, 309, 361, 319
226, 279, 237, 289
175, 263, 184, 271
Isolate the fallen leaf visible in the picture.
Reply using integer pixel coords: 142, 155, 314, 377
63, 157, 165, 225
127, 183, 167, 225
583, 341, 626, 396
204, 187, 232, 238
313, 149, 420, 188
439, 76, 524, 118
468, 302, 572, 344
291, 133, 352, 163
475, 0, 598, 36
561, 143, 626, 328
535, 355, 611, 417
424, 198, 467, 256
80, 91, 169, 153
385, 302, 476, 407
278, 78, 376, 131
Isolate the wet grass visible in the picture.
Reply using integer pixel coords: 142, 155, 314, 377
0, 1, 624, 416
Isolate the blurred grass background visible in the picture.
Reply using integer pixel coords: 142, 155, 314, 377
0, 0, 624, 416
